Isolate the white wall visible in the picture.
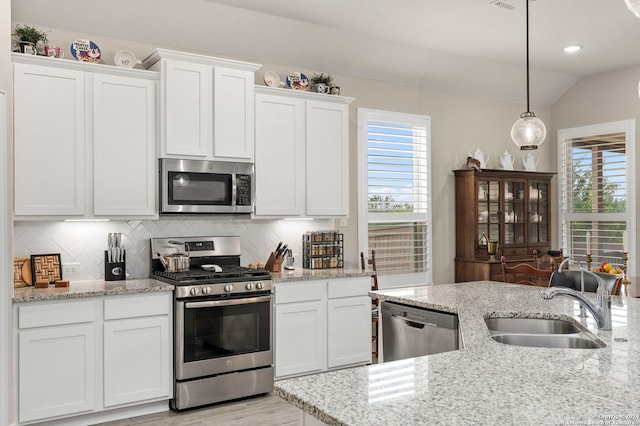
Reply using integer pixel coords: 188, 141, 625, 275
551, 65, 640, 273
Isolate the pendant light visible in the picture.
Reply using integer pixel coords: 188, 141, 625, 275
625, 0, 640, 19
511, 0, 547, 150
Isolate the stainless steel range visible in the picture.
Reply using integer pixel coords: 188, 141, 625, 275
151, 236, 273, 411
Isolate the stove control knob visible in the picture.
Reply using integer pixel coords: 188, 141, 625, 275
245, 283, 254, 291
201, 286, 211, 295
190, 287, 200, 296
256, 282, 264, 290
224, 284, 234, 293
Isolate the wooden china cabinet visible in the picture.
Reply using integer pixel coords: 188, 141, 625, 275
454, 168, 555, 282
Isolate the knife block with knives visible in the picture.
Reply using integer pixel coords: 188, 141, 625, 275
265, 242, 288, 272
105, 232, 126, 281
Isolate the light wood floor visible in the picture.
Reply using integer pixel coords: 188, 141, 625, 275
99, 393, 301, 426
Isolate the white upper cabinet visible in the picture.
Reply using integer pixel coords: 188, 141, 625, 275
255, 93, 306, 216
213, 67, 255, 160
143, 49, 261, 162
93, 74, 157, 216
305, 100, 349, 216
254, 87, 353, 218
12, 54, 159, 219
14, 62, 86, 216
164, 60, 211, 157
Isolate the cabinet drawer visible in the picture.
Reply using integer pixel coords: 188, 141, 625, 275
19, 301, 95, 329
275, 281, 323, 304
502, 247, 529, 257
104, 294, 170, 320
327, 277, 371, 299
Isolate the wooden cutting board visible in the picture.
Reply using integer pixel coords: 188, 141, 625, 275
13, 257, 32, 287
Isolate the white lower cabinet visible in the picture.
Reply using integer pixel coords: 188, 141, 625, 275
18, 323, 96, 422
274, 277, 371, 379
327, 296, 371, 368
15, 293, 172, 424
103, 295, 171, 407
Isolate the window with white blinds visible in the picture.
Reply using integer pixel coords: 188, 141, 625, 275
358, 109, 432, 285
558, 120, 636, 274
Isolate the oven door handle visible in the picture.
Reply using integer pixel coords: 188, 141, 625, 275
184, 295, 272, 309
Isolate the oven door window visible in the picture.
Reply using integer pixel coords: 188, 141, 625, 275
183, 299, 270, 362
169, 171, 231, 206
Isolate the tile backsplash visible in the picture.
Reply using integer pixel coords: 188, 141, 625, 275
14, 217, 333, 280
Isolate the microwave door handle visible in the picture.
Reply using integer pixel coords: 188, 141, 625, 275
231, 174, 237, 207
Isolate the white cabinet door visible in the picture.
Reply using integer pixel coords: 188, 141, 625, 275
19, 324, 96, 422
103, 316, 171, 407
93, 74, 157, 216
274, 301, 325, 378
14, 63, 85, 216
305, 100, 349, 216
213, 67, 254, 160
254, 93, 305, 216
327, 296, 371, 368
164, 60, 211, 157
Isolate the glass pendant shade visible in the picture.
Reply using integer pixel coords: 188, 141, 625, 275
510, 112, 547, 150
625, 0, 640, 19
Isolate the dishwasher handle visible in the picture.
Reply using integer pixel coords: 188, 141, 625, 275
392, 314, 437, 329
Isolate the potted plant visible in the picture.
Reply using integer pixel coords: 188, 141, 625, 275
310, 73, 334, 94
12, 24, 49, 55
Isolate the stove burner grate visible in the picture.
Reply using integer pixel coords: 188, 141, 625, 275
153, 266, 271, 284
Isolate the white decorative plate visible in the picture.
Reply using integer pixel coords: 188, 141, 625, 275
286, 72, 309, 90
70, 39, 101, 63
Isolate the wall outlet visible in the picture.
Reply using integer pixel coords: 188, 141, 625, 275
340, 217, 348, 227
62, 263, 81, 281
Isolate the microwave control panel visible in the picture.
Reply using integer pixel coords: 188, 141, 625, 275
236, 174, 252, 206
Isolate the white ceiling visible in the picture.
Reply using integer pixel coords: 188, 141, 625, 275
12, 0, 640, 107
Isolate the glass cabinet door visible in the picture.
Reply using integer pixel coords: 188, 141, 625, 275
477, 179, 500, 247
528, 181, 549, 244
503, 180, 526, 245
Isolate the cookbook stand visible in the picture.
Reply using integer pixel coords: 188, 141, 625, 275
104, 251, 126, 281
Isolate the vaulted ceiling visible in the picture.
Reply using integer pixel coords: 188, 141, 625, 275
12, 0, 640, 107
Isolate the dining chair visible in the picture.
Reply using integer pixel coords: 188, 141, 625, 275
361, 250, 379, 359
549, 270, 622, 296
500, 256, 555, 287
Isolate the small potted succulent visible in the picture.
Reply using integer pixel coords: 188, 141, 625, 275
310, 73, 334, 94
12, 24, 49, 55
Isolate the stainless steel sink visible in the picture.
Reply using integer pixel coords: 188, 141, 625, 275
484, 316, 606, 349
484, 317, 582, 335
491, 333, 606, 349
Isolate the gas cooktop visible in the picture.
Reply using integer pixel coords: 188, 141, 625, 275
153, 266, 271, 285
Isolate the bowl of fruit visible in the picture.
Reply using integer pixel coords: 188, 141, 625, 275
593, 261, 624, 275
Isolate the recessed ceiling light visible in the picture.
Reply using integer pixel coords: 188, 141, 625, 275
563, 45, 582, 53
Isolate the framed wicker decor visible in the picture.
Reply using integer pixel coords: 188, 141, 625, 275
30, 253, 62, 284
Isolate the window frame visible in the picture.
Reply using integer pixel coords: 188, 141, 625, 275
557, 119, 636, 275
357, 108, 433, 288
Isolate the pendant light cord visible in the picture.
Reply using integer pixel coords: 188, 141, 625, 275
525, 0, 531, 113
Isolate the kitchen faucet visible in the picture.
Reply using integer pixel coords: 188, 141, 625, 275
541, 268, 612, 331
556, 257, 588, 318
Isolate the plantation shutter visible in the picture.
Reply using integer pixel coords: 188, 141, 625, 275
360, 110, 431, 279
559, 125, 634, 269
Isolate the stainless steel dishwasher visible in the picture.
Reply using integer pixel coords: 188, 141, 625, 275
381, 301, 459, 362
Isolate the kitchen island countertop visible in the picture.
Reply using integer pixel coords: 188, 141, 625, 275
275, 281, 640, 425
13, 278, 173, 303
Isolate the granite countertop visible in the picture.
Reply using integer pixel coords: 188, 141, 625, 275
13, 278, 174, 303
275, 281, 640, 426
271, 268, 372, 283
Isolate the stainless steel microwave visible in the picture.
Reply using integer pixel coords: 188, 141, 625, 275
160, 158, 253, 214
